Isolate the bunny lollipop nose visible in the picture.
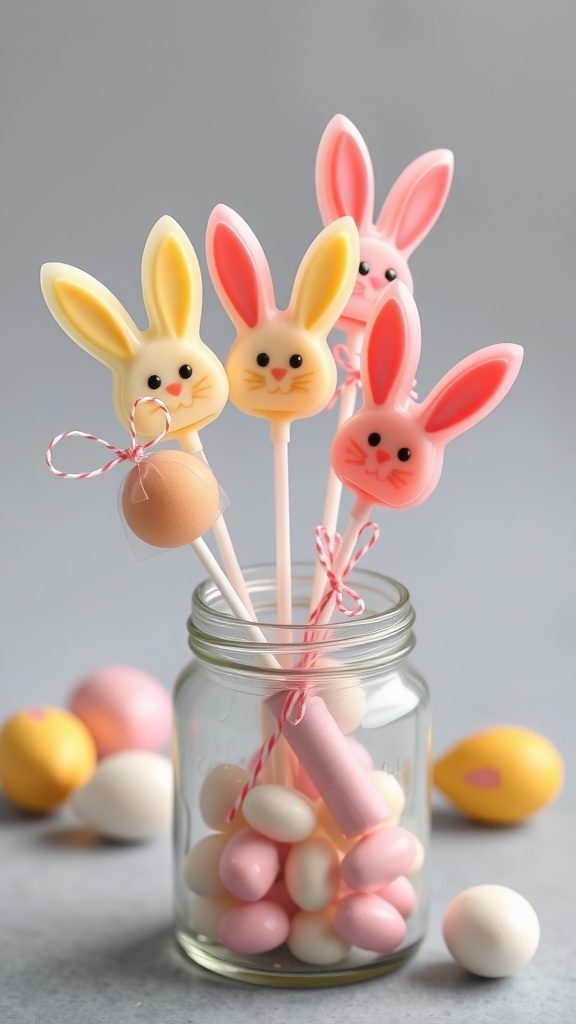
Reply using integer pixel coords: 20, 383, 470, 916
376, 450, 391, 464
166, 382, 183, 396
271, 368, 287, 381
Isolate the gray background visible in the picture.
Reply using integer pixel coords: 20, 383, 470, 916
1, 1, 574, 1021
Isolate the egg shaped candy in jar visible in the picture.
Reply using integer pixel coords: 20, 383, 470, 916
173, 563, 430, 986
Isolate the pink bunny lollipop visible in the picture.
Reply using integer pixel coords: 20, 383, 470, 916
327, 280, 523, 587
206, 205, 359, 626
310, 115, 454, 609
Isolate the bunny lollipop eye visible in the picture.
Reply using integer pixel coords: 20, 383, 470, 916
385, 269, 397, 282
179, 364, 193, 379
359, 262, 370, 276
368, 432, 381, 447
397, 447, 411, 462
256, 353, 270, 367
289, 354, 303, 369
147, 375, 162, 390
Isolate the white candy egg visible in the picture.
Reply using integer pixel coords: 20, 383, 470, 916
188, 894, 239, 941
442, 884, 540, 978
284, 838, 340, 911
183, 834, 228, 897
243, 784, 317, 842
199, 763, 249, 832
369, 770, 406, 825
70, 751, 172, 841
405, 836, 425, 875
288, 906, 350, 965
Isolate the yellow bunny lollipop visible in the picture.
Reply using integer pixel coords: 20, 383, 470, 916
206, 206, 358, 445
41, 216, 229, 452
206, 206, 359, 626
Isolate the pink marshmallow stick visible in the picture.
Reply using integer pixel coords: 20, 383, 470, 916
266, 691, 388, 837
192, 540, 389, 837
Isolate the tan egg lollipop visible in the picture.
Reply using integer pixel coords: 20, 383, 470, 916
122, 449, 221, 548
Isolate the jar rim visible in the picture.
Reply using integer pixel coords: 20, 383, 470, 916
188, 562, 415, 674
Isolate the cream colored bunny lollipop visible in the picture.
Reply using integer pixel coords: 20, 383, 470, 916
41, 217, 257, 612
41, 216, 229, 452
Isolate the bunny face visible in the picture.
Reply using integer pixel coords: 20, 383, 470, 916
226, 319, 336, 423
41, 216, 229, 447
316, 115, 453, 326
348, 235, 412, 325
331, 282, 524, 515
121, 336, 228, 439
332, 407, 438, 510
206, 205, 359, 437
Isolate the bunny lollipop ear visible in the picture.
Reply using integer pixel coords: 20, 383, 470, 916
361, 281, 421, 409
315, 114, 375, 232
206, 204, 277, 331
376, 149, 454, 259
41, 263, 140, 367
141, 216, 203, 339
420, 344, 524, 443
289, 216, 360, 337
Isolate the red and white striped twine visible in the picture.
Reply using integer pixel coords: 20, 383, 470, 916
327, 343, 362, 410
46, 397, 171, 479
226, 521, 379, 823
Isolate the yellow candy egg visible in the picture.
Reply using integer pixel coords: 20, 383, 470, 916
0, 707, 97, 812
433, 726, 564, 824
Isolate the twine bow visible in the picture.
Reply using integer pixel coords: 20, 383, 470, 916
327, 343, 362, 410
226, 520, 379, 823
46, 397, 171, 478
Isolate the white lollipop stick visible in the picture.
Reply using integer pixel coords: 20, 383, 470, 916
273, 429, 292, 627
309, 324, 364, 613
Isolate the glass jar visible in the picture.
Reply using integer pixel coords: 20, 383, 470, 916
173, 563, 430, 986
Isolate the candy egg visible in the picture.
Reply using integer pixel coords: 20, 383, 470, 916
121, 450, 221, 548
199, 762, 250, 833
219, 901, 290, 954
442, 884, 540, 977
0, 707, 96, 812
266, 878, 300, 918
68, 665, 171, 757
434, 726, 564, 824
183, 834, 229, 898
243, 784, 317, 842
334, 893, 407, 953
218, 828, 279, 901
70, 750, 172, 840
284, 837, 340, 912
369, 770, 406, 825
341, 826, 417, 892
376, 876, 416, 919
288, 906, 350, 966
188, 895, 239, 942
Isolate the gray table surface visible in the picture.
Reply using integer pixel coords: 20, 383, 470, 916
2, 1, 575, 1020
1, 791, 571, 1024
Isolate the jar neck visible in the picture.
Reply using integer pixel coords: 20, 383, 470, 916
188, 564, 415, 681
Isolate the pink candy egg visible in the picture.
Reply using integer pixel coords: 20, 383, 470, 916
334, 893, 407, 953
219, 901, 290, 954
341, 826, 417, 892
266, 878, 300, 918
218, 828, 279, 901
68, 666, 171, 758
377, 876, 416, 919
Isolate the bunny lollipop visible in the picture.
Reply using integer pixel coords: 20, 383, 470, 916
206, 205, 359, 626
326, 280, 523, 607
310, 115, 454, 609
41, 217, 254, 612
